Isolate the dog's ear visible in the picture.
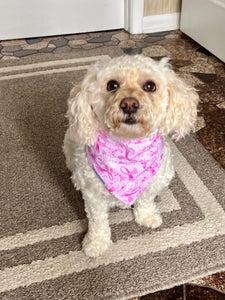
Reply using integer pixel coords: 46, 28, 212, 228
66, 66, 99, 146
159, 59, 199, 140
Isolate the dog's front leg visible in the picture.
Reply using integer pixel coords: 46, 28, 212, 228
134, 142, 174, 229
82, 193, 112, 257
134, 194, 162, 229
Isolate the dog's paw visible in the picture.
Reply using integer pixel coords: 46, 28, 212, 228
134, 208, 162, 229
82, 233, 112, 258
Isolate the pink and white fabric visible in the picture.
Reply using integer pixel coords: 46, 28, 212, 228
86, 131, 164, 206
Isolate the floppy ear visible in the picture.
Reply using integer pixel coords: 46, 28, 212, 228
66, 67, 99, 146
159, 60, 199, 140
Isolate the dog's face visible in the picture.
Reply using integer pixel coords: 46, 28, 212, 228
91, 59, 169, 139
67, 55, 199, 145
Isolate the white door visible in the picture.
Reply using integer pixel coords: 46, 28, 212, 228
0, 0, 124, 40
180, 0, 225, 62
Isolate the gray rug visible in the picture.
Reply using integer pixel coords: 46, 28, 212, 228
0, 50, 225, 300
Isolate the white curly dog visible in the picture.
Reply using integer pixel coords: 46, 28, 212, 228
63, 55, 199, 257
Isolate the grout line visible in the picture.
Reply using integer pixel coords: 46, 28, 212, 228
183, 284, 186, 300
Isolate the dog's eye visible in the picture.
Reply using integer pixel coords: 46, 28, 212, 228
143, 81, 156, 93
107, 80, 119, 91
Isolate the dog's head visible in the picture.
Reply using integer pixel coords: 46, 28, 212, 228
66, 55, 199, 145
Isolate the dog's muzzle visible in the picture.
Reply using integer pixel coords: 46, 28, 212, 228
120, 97, 139, 125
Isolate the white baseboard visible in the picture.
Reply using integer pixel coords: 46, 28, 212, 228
143, 12, 180, 33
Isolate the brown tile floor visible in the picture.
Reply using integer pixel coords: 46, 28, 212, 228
1, 29, 224, 299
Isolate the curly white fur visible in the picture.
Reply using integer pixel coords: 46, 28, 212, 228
63, 55, 199, 257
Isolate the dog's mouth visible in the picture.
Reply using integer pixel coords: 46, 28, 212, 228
123, 116, 138, 125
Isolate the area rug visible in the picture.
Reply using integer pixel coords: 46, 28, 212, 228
0, 50, 225, 300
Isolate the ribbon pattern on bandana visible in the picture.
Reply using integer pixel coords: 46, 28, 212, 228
86, 131, 164, 205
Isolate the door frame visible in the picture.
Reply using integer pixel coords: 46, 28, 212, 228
125, 0, 144, 34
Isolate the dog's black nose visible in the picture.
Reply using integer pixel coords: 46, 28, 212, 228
120, 98, 139, 114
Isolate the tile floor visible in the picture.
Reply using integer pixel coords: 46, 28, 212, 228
1, 29, 224, 299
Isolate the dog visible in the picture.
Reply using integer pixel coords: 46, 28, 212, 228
63, 55, 199, 257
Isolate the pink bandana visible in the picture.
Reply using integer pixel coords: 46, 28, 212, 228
86, 131, 164, 206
